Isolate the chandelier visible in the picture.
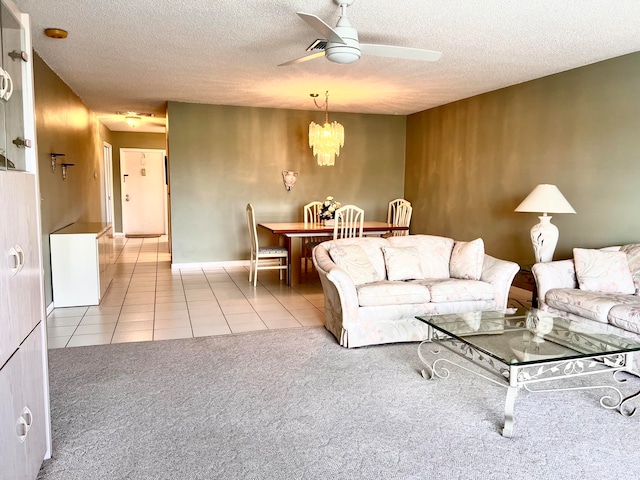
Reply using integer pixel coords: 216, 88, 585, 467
309, 91, 344, 166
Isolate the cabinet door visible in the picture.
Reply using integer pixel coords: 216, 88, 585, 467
20, 325, 46, 479
1, 172, 42, 347
0, 350, 25, 480
0, 2, 25, 172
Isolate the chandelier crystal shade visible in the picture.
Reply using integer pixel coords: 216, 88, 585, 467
308, 91, 344, 166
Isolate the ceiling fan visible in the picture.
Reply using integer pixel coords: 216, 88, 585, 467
279, 0, 442, 66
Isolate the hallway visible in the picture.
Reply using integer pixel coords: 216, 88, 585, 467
46, 236, 325, 348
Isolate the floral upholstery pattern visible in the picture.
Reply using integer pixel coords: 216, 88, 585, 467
620, 243, 640, 294
416, 278, 495, 303
545, 288, 640, 323
608, 305, 640, 334
357, 281, 430, 307
388, 235, 454, 279
322, 237, 387, 282
573, 248, 635, 294
382, 246, 424, 281
328, 244, 379, 286
450, 238, 484, 280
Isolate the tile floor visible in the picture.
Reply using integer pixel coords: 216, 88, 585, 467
46, 235, 534, 350
46, 235, 325, 349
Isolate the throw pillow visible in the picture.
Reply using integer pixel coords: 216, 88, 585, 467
328, 244, 379, 286
620, 244, 640, 295
573, 248, 635, 294
382, 246, 424, 281
450, 238, 484, 280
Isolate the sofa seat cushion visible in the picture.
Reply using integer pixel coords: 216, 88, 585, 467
357, 281, 431, 307
545, 288, 640, 323
607, 305, 640, 335
414, 278, 495, 303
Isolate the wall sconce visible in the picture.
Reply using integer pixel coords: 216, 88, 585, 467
50, 153, 65, 173
60, 163, 75, 180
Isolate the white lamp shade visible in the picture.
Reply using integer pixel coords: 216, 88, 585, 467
514, 184, 576, 215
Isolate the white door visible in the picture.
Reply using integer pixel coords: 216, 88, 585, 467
120, 148, 167, 235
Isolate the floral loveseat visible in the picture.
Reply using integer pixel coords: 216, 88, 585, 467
312, 235, 519, 348
533, 245, 640, 372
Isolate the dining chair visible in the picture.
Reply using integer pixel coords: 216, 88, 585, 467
333, 205, 364, 239
303, 201, 324, 273
390, 201, 412, 236
246, 203, 288, 287
387, 198, 411, 224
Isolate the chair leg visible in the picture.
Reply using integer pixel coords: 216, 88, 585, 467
248, 252, 254, 283
253, 263, 258, 287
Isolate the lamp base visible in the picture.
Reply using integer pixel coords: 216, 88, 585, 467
530, 215, 559, 263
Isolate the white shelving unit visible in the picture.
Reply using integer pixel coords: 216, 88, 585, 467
50, 222, 114, 307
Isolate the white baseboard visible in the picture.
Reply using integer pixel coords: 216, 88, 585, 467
46, 302, 54, 316
113, 232, 125, 237
171, 260, 250, 270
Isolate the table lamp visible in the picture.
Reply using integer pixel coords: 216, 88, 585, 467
514, 184, 576, 263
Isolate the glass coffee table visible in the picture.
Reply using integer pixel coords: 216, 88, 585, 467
415, 309, 640, 437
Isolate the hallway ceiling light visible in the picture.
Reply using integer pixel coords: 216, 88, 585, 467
125, 115, 142, 128
44, 28, 68, 39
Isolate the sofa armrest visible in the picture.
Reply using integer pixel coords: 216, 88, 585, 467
532, 260, 577, 309
480, 254, 520, 310
312, 244, 360, 345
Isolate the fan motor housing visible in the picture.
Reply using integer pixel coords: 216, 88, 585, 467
326, 25, 360, 64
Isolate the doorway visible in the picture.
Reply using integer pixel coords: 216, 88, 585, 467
103, 142, 113, 224
120, 148, 167, 235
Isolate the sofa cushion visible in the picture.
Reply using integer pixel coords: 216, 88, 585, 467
324, 237, 387, 283
329, 244, 379, 286
357, 281, 431, 307
573, 248, 635, 294
608, 305, 640, 335
382, 246, 424, 281
620, 243, 640, 295
387, 235, 454, 279
415, 278, 495, 303
450, 238, 484, 280
545, 288, 640, 323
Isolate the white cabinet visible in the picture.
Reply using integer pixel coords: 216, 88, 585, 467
50, 223, 114, 307
0, 1, 51, 479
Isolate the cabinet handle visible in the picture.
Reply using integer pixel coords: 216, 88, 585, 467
2, 71, 12, 101
0, 67, 7, 99
16, 415, 28, 443
8, 244, 25, 275
22, 406, 33, 431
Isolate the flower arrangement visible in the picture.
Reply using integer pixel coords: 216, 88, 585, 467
320, 196, 341, 220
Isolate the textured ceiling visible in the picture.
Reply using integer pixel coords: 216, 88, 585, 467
13, 0, 640, 133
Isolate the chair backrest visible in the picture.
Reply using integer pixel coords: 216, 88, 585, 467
387, 198, 411, 224
333, 205, 364, 239
391, 202, 412, 236
303, 201, 324, 226
246, 203, 259, 254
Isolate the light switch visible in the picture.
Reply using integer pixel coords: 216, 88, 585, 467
141, 168, 146, 176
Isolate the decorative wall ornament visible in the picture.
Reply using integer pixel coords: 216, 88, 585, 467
282, 170, 299, 191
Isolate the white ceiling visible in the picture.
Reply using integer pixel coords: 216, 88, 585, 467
13, 0, 640, 133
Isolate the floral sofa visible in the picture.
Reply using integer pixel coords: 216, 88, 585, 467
312, 235, 519, 348
533, 245, 640, 372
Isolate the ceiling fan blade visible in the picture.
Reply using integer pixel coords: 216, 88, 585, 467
360, 43, 442, 62
278, 51, 325, 67
297, 12, 346, 44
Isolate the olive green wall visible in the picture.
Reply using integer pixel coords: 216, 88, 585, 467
109, 131, 166, 232
406, 52, 640, 266
33, 53, 112, 306
167, 101, 406, 264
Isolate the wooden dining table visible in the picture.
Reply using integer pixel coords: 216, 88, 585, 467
257, 221, 409, 285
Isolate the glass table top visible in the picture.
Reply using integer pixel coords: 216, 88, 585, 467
416, 309, 640, 367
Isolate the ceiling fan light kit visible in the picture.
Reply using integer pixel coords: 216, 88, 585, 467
279, 0, 442, 67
